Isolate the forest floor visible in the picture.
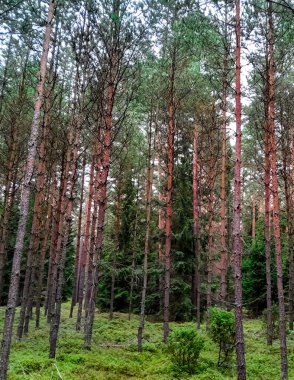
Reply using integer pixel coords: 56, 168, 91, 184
1, 303, 294, 379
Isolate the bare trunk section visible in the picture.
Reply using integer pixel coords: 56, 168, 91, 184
289, 132, 294, 331
233, 0, 246, 378
192, 125, 201, 328
109, 182, 121, 320
49, 129, 79, 358
83, 12, 118, 346
70, 155, 86, 318
251, 195, 256, 241
0, 2, 56, 378
206, 117, 215, 319
264, 89, 273, 345
128, 187, 139, 320
163, 46, 176, 344
267, 3, 288, 378
17, 106, 50, 338
138, 117, 154, 352
220, 1, 228, 308
76, 156, 95, 331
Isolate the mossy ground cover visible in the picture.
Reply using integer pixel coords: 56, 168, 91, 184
0, 303, 294, 379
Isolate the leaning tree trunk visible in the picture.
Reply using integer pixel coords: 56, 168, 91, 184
267, 2, 288, 378
0, 2, 56, 378
233, 0, 246, 378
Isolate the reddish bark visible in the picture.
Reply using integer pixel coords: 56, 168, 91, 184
267, 2, 288, 377
233, 0, 246, 378
0, 2, 56, 378
84, 30, 117, 348
206, 115, 215, 317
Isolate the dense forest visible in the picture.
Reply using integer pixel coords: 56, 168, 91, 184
0, 0, 294, 379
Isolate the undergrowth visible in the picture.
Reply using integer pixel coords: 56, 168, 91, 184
0, 303, 293, 379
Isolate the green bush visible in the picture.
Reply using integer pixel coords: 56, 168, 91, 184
167, 327, 204, 374
208, 307, 235, 367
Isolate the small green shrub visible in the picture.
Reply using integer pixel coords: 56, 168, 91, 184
167, 327, 204, 374
208, 307, 235, 367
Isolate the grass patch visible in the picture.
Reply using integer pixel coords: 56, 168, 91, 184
0, 302, 293, 379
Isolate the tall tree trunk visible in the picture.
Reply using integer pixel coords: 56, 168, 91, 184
233, 0, 246, 378
289, 131, 294, 331
0, 2, 56, 378
267, 2, 288, 378
83, 5, 118, 344
206, 116, 215, 320
220, 0, 228, 308
128, 186, 139, 320
17, 105, 50, 338
138, 117, 154, 352
264, 80, 273, 345
163, 46, 176, 344
35, 182, 54, 329
109, 181, 121, 320
0, 124, 17, 301
76, 156, 95, 331
251, 194, 256, 241
49, 129, 79, 358
192, 125, 201, 328
70, 155, 86, 318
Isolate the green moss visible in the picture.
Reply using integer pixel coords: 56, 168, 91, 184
0, 303, 293, 379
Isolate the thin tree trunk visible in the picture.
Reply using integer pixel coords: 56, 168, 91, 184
220, 0, 228, 307
70, 155, 86, 318
128, 186, 139, 320
264, 89, 273, 345
251, 194, 256, 241
35, 184, 54, 329
192, 125, 201, 328
0, 2, 56, 378
267, 2, 288, 377
109, 181, 121, 320
138, 117, 154, 352
49, 129, 79, 358
163, 46, 176, 344
289, 131, 294, 331
233, 0, 246, 378
206, 117, 215, 320
17, 105, 50, 338
76, 156, 95, 331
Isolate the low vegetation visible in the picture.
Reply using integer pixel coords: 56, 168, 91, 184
0, 303, 294, 380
